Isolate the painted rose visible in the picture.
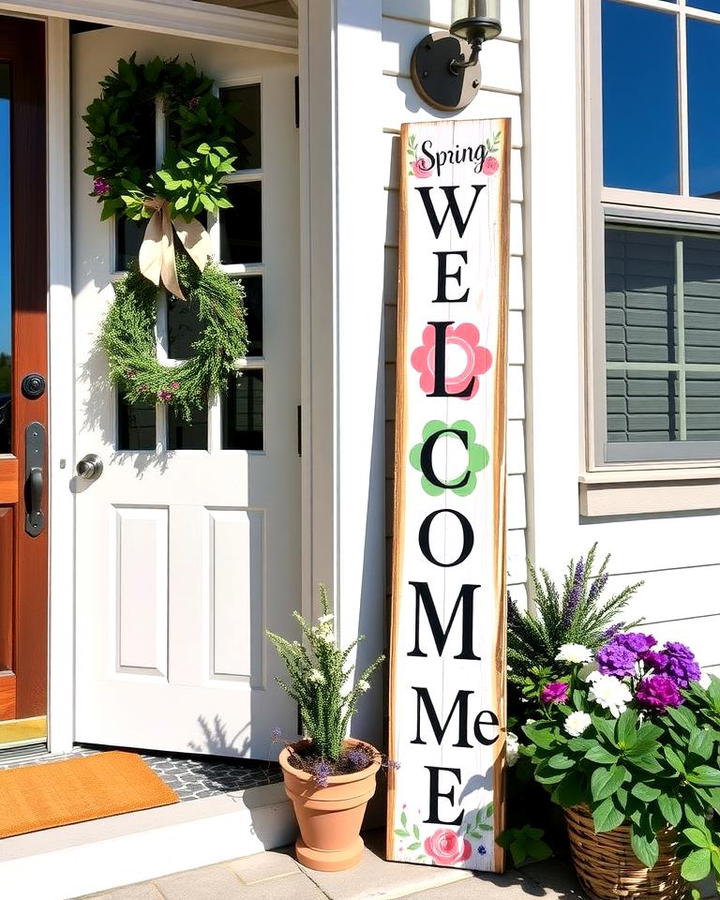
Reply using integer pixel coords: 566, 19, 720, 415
423, 829, 472, 866
410, 323, 493, 400
482, 155, 499, 175
412, 157, 433, 178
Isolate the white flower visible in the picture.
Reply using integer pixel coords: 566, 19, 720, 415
564, 711, 592, 737
579, 661, 599, 682
309, 668, 326, 685
588, 674, 632, 718
318, 614, 334, 625
357, 679, 370, 693
506, 732, 520, 767
556, 643, 593, 665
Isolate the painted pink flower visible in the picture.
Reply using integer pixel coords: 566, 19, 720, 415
423, 829, 472, 866
412, 157, 433, 179
410, 323, 493, 400
482, 156, 499, 176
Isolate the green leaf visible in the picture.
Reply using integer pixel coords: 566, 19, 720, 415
394, 829, 408, 837
413, 824, 420, 840
658, 794, 682, 827
407, 842, 420, 851
523, 723, 557, 750
689, 728, 715, 762
664, 746, 686, 774
666, 705, 697, 733
548, 752, 575, 770
196, 143, 211, 155
552, 771, 587, 809
592, 716, 617, 746
630, 753, 665, 775
199, 193, 216, 213
586, 745, 619, 765
591, 765, 628, 803
681, 849, 712, 883
689, 765, 720, 787
174, 194, 188, 211
592, 797, 625, 833
400, 811, 407, 828
684, 827, 712, 850
208, 152, 220, 167
617, 709, 639, 749
630, 783, 661, 802
631, 827, 659, 869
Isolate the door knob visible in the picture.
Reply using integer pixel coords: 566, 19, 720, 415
76, 454, 103, 481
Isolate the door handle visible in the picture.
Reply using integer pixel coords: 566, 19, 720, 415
25, 422, 45, 537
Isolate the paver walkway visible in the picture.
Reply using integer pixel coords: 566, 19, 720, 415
83, 831, 585, 900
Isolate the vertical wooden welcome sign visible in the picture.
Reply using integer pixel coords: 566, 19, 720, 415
387, 119, 510, 873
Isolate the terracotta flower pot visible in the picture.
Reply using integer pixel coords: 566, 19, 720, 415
279, 738, 380, 872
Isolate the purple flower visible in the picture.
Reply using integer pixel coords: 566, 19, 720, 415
635, 674, 683, 711
540, 682, 569, 704
271, 727, 283, 740
589, 573, 609, 603
642, 650, 669, 673
93, 176, 111, 196
385, 759, 401, 771
347, 748, 371, 770
158, 390, 173, 402
652, 642, 702, 688
596, 642, 637, 678
615, 632, 656, 654
561, 559, 585, 629
602, 621, 625, 641
477, 845, 487, 856
311, 760, 333, 788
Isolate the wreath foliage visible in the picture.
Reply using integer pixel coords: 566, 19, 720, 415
84, 53, 238, 222
101, 252, 248, 421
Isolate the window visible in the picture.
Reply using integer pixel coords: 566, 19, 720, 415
594, 0, 720, 465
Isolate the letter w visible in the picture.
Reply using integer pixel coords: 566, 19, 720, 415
415, 185, 486, 239
408, 581, 482, 660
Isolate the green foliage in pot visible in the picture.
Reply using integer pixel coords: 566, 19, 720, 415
518, 631, 720, 896
266, 585, 385, 762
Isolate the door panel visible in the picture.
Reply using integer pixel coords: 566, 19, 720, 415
73, 28, 300, 758
0, 16, 48, 727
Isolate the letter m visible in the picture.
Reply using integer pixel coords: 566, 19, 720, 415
408, 581, 482, 660
415, 185, 486, 239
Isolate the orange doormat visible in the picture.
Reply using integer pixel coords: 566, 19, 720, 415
0, 751, 179, 838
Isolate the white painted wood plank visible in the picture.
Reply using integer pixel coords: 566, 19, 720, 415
507, 527, 528, 586
606, 564, 720, 627
579, 514, 720, 572
507, 420, 526, 475
510, 200, 523, 255
382, 17, 522, 93
639, 616, 720, 669
507, 363, 525, 420
508, 310, 524, 365
507, 473, 527, 530
385, 246, 399, 305
381, 75, 523, 144
382, 0, 522, 42
508, 582, 528, 611
509, 255, 524, 309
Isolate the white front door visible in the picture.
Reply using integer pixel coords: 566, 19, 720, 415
72, 26, 300, 758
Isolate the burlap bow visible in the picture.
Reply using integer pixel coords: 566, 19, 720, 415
138, 197, 213, 300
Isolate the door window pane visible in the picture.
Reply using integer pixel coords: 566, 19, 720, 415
223, 370, 263, 450
117, 397, 156, 451
168, 404, 208, 450
688, 19, 720, 198
238, 275, 263, 357
602, 1, 679, 193
220, 85, 261, 170
116, 218, 144, 272
167, 295, 202, 359
220, 182, 262, 264
0, 65, 11, 454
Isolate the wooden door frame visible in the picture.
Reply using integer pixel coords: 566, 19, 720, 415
0, 14, 48, 721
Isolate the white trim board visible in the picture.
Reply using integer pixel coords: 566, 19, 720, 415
0, 0, 297, 51
0, 783, 296, 900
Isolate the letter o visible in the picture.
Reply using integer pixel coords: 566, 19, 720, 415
419, 509, 474, 568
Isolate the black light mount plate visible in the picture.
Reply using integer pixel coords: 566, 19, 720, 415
411, 32, 481, 112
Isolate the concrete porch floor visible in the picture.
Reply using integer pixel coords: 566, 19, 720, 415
82, 830, 585, 900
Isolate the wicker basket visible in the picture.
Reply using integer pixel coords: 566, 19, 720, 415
565, 806, 683, 899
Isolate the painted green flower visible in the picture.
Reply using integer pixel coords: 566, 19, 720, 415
409, 420, 489, 497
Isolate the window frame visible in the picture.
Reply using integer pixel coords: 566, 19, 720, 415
585, 0, 720, 473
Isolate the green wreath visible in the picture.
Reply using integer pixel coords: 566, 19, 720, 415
84, 53, 238, 222
101, 252, 248, 420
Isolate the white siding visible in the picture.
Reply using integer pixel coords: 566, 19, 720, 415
381, 1, 528, 608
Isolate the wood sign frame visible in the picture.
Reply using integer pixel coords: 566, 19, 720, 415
387, 118, 510, 873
